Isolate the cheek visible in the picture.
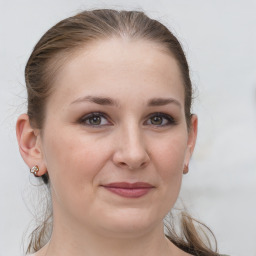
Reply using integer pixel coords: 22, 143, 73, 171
151, 132, 187, 204
41, 127, 114, 220
42, 126, 110, 195
153, 132, 187, 175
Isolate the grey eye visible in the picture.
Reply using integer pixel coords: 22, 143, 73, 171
150, 116, 164, 125
145, 113, 176, 126
80, 112, 110, 126
88, 116, 102, 125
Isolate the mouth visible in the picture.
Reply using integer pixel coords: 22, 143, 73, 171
101, 182, 155, 198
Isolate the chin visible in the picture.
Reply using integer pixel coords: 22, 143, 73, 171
96, 207, 164, 238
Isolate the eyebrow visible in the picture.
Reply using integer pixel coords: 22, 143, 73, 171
147, 98, 181, 107
71, 95, 181, 108
71, 96, 119, 107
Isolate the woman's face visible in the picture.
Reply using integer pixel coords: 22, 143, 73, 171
38, 38, 197, 237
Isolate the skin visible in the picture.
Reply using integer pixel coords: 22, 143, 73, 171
17, 37, 197, 256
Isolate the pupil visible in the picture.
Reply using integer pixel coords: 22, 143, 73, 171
90, 116, 101, 125
152, 116, 162, 125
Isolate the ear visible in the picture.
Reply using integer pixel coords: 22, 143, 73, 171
16, 114, 47, 176
183, 114, 198, 174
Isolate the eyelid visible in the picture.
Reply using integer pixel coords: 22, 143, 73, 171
144, 112, 176, 126
79, 112, 112, 126
78, 111, 177, 127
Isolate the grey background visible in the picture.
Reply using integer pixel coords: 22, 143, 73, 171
0, 0, 255, 255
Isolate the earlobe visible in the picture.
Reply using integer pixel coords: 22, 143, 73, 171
16, 114, 47, 176
183, 164, 189, 174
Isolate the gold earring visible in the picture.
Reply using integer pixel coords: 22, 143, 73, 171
183, 164, 189, 174
30, 165, 39, 177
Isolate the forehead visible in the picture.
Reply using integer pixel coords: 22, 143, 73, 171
48, 37, 184, 106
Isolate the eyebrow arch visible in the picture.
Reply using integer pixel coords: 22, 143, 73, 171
147, 98, 181, 108
71, 95, 181, 108
71, 95, 120, 107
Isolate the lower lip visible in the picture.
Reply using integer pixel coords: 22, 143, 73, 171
103, 187, 152, 198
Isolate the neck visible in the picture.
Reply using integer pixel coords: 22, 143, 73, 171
40, 216, 176, 256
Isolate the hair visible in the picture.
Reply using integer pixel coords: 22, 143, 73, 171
25, 9, 220, 256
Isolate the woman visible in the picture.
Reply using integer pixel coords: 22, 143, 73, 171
16, 9, 227, 256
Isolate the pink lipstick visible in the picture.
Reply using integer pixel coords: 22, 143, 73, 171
102, 182, 154, 198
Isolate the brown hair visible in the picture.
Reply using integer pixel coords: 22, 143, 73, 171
25, 9, 220, 256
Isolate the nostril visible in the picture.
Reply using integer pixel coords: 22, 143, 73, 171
121, 160, 149, 170
112, 144, 150, 170
119, 162, 127, 167
140, 160, 150, 169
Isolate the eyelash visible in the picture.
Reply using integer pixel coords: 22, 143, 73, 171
146, 112, 176, 126
79, 112, 177, 127
79, 112, 110, 127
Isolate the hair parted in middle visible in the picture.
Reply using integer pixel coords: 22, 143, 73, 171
24, 9, 219, 256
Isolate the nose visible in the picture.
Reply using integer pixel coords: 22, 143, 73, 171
112, 124, 150, 170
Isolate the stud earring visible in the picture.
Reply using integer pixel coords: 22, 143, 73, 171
183, 164, 189, 174
30, 165, 39, 177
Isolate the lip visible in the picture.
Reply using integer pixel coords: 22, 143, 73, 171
101, 182, 154, 198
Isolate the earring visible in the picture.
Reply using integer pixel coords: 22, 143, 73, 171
30, 165, 39, 177
183, 164, 189, 174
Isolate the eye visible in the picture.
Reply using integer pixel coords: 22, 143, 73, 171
145, 113, 176, 126
80, 112, 110, 126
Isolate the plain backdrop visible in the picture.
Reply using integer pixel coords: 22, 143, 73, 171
0, 0, 256, 255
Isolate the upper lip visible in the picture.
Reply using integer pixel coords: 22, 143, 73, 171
102, 182, 154, 189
